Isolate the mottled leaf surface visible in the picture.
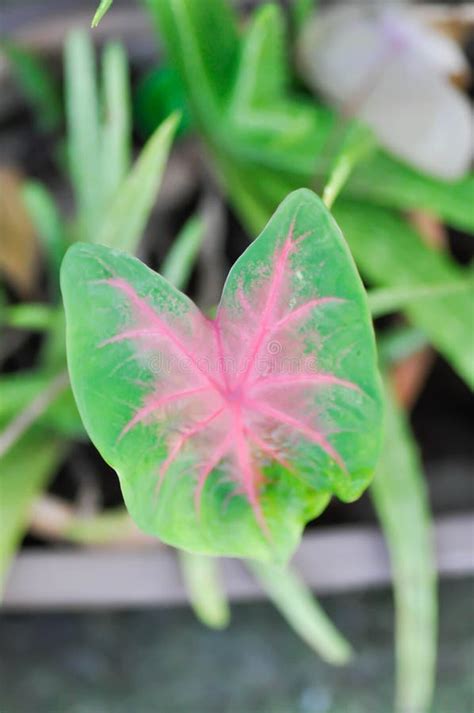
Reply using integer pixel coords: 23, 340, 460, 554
62, 190, 383, 560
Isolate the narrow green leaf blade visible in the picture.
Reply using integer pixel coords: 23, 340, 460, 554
134, 65, 191, 140
323, 123, 375, 209
96, 113, 178, 253
247, 559, 352, 664
0, 371, 83, 439
368, 278, 472, 319
23, 181, 68, 287
371, 382, 437, 713
92, 0, 114, 28
0, 431, 64, 594
231, 4, 288, 110
333, 199, 474, 387
145, 0, 239, 121
0, 40, 62, 131
64, 30, 102, 241
377, 326, 428, 367
348, 152, 474, 233
292, 0, 318, 33
101, 42, 131, 208
2, 304, 55, 331
160, 215, 205, 291
0, 371, 69, 458
179, 551, 230, 629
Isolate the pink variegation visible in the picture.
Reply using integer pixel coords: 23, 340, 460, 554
97, 221, 357, 535
62, 189, 383, 560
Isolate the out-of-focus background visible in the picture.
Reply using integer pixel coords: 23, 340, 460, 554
0, 1, 473, 712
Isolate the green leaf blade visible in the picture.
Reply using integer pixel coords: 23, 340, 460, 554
0, 40, 62, 131
348, 151, 474, 234
160, 214, 205, 291
179, 551, 230, 629
64, 30, 102, 241
96, 113, 178, 253
146, 0, 239, 126
247, 559, 352, 665
92, 0, 114, 28
333, 199, 474, 387
22, 181, 69, 288
371, 382, 437, 713
0, 431, 64, 594
101, 42, 132, 208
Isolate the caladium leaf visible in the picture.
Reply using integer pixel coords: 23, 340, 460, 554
61, 190, 383, 561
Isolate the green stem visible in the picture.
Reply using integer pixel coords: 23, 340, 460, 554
323, 123, 375, 209
371, 381, 437, 713
246, 560, 352, 665
179, 551, 230, 630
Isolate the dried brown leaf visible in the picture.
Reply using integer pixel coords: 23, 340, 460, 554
0, 167, 38, 296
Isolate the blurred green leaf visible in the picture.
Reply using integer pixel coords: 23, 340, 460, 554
292, 0, 318, 33
247, 559, 352, 664
179, 551, 230, 629
0, 430, 65, 594
148, 0, 474, 233
65, 508, 143, 545
0, 372, 70, 458
147, 0, 333, 199
64, 30, 102, 241
92, 0, 114, 28
160, 215, 205, 290
23, 181, 69, 289
368, 278, 473, 319
147, 0, 239, 114
151, 0, 472, 383
348, 152, 474, 234
233, 3, 288, 108
371, 382, 437, 713
101, 42, 131, 208
64, 32, 139, 243
323, 122, 375, 209
333, 200, 474, 387
96, 113, 179, 253
0, 371, 83, 438
2, 304, 56, 331
377, 326, 428, 367
0, 40, 61, 131
134, 66, 191, 140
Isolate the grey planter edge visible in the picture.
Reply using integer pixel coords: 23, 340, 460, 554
2, 513, 473, 611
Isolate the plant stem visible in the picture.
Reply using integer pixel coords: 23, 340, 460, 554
246, 560, 353, 665
179, 551, 230, 629
371, 381, 437, 713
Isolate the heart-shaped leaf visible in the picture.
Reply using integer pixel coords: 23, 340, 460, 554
61, 189, 383, 561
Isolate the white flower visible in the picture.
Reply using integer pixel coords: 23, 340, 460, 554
298, 4, 474, 180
